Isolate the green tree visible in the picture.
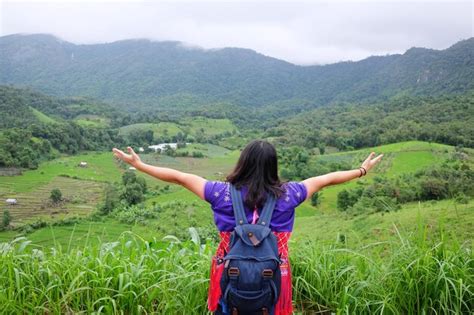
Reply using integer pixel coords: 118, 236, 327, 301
100, 184, 120, 214
122, 183, 145, 205
122, 170, 137, 186
337, 189, 351, 211
311, 192, 322, 207
50, 188, 62, 203
318, 144, 326, 155
2, 210, 11, 228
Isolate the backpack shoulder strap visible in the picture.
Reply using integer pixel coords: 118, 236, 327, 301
257, 193, 276, 226
230, 184, 248, 226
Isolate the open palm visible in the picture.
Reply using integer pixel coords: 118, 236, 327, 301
112, 147, 141, 167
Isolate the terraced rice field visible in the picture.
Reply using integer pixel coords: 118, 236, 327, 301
0, 176, 104, 225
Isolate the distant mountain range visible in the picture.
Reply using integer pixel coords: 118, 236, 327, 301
1, 34, 473, 111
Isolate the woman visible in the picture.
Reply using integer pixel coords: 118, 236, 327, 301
112, 140, 383, 315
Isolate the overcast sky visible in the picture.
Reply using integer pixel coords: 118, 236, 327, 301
1, 0, 472, 65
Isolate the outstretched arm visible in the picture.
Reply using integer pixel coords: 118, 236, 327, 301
302, 152, 383, 200
112, 147, 206, 200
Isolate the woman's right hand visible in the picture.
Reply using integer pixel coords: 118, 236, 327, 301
112, 146, 142, 167
361, 152, 384, 173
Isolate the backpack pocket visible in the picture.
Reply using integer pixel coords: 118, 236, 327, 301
224, 283, 276, 313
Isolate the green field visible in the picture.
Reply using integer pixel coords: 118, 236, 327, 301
0, 176, 104, 226
119, 122, 182, 138
0, 152, 121, 193
118, 117, 237, 140
74, 114, 110, 127
0, 143, 239, 226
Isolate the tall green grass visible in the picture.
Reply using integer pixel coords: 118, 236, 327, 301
291, 222, 473, 314
0, 232, 212, 314
0, 222, 472, 314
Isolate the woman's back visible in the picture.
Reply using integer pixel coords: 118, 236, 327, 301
205, 181, 307, 232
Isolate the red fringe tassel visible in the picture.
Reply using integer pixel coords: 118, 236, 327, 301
274, 259, 293, 315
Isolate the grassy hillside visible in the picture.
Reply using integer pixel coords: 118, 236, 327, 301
0, 144, 238, 226
0, 200, 471, 314
0, 140, 471, 314
29, 106, 57, 124
1, 140, 471, 249
312, 141, 455, 211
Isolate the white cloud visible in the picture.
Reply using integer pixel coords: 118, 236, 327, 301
1, 1, 472, 65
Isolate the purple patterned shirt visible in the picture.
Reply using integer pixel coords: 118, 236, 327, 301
204, 181, 307, 232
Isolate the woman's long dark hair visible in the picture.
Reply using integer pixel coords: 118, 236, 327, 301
226, 140, 285, 209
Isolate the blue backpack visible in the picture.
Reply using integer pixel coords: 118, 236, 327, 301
220, 184, 281, 315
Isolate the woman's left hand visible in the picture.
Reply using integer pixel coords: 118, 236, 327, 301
361, 152, 384, 173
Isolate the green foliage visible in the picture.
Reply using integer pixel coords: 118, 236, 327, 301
337, 188, 364, 211
0, 86, 126, 168
0, 222, 471, 314
0, 128, 49, 168
49, 188, 62, 203
1, 210, 11, 229
192, 151, 204, 158
291, 224, 473, 313
271, 93, 474, 150
121, 183, 145, 205
100, 184, 121, 215
113, 204, 161, 225
279, 146, 352, 180
127, 128, 153, 146
337, 156, 473, 214
310, 192, 322, 207
0, 85, 120, 126
120, 171, 147, 206
0, 234, 212, 314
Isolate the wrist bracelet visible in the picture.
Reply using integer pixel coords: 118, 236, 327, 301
359, 166, 367, 177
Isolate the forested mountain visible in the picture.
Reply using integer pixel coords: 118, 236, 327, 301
268, 93, 474, 149
1, 34, 473, 111
0, 86, 124, 168
0, 85, 120, 128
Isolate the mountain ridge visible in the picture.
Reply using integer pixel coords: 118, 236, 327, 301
1, 33, 473, 111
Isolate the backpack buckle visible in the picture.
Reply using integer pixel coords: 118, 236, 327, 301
262, 269, 273, 278
228, 267, 240, 277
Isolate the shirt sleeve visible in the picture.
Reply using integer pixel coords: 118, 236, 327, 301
204, 181, 226, 206
286, 181, 308, 206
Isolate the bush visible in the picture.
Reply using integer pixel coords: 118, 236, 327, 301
2, 209, 11, 228
311, 192, 322, 207
50, 188, 62, 203
100, 184, 121, 214
192, 151, 204, 158
120, 171, 147, 205
121, 182, 145, 205
113, 204, 161, 225
337, 187, 363, 211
